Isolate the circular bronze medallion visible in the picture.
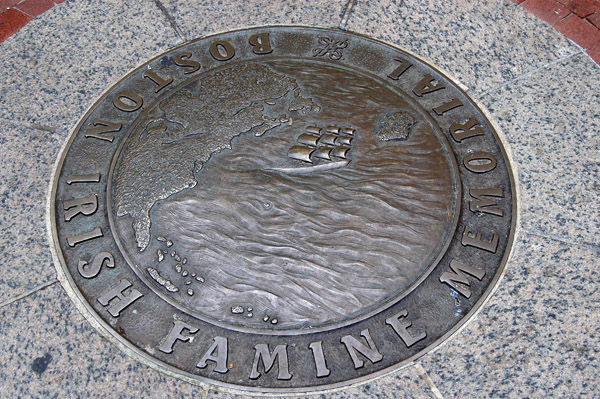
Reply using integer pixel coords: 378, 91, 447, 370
50, 27, 516, 393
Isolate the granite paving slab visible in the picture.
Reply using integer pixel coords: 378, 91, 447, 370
157, 0, 349, 41
346, 0, 579, 94
420, 232, 600, 399
0, 0, 181, 133
0, 283, 209, 398
480, 53, 600, 245
0, 121, 61, 304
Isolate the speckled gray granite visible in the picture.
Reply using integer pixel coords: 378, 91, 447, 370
346, 0, 579, 94
0, 0, 181, 133
420, 233, 599, 398
0, 0, 599, 398
0, 121, 61, 304
0, 284, 209, 398
479, 54, 600, 246
158, 0, 348, 41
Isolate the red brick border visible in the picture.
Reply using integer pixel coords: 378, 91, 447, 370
0, 0, 64, 43
516, 0, 600, 63
0, 7, 31, 42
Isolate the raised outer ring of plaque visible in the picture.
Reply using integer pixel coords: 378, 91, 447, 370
48, 26, 518, 394
105, 57, 462, 335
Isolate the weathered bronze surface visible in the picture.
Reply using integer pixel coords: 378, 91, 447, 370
50, 27, 516, 393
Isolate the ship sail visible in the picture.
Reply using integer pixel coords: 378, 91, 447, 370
306, 125, 322, 134
288, 145, 315, 163
335, 135, 352, 145
313, 147, 332, 160
297, 133, 320, 146
287, 124, 354, 165
331, 146, 350, 159
318, 133, 337, 146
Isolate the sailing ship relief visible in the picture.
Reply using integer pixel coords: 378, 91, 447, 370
270, 124, 354, 174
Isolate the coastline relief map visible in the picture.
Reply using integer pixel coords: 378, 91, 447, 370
113, 63, 320, 251
110, 60, 457, 329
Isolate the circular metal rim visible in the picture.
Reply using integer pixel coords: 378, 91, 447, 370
104, 55, 462, 336
47, 25, 519, 394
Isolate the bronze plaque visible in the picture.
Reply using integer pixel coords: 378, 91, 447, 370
49, 27, 516, 393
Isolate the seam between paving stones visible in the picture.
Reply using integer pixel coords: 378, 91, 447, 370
476, 51, 584, 97
521, 229, 600, 251
0, 279, 58, 309
153, 0, 187, 42
339, 0, 356, 29
0, 117, 59, 133
415, 363, 446, 399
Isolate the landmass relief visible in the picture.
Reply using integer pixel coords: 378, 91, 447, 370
111, 59, 455, 329
113, 63, 319, 250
